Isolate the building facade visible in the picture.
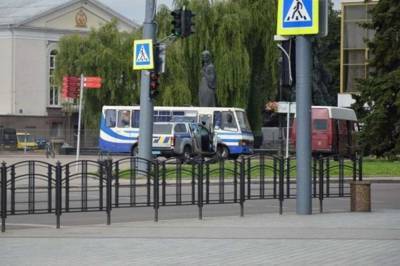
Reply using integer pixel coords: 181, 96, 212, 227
0, 0, 137, 147
339, 0, 378, 106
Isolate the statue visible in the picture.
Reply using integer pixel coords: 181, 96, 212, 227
199, 50, 216, 107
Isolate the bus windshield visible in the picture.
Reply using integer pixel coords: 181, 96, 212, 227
236, 111, 251, 132
17, 134, 35, 142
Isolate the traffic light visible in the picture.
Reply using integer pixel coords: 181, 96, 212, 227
149, 71, 160, 98
182, 10, 195, 38
171, 9, 182, 37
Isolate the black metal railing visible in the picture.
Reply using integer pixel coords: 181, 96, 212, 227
0, 154, 363, 232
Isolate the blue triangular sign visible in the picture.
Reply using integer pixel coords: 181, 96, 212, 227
136, 45, 150, 63
284, 0, 311, 22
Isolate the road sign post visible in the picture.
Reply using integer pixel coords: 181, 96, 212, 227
137, 0, 157, 171
276, 0, 320, 215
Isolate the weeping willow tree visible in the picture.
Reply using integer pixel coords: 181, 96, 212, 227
55, 20, 140, 128
156, 0, 278, 132
56, 1, 278, 133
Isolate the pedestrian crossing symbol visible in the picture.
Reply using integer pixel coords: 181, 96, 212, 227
277, 0, 319, 36
133, 39, 154, 70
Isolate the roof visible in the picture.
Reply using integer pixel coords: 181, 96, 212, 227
0, 0, 138, 27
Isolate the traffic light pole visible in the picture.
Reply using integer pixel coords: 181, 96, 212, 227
296, 36, 312, 214
138, 0, 156, 166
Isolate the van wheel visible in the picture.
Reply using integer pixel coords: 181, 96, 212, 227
216, 145, 229, 160
181, 145, 192, 162
131, 145, 139, 157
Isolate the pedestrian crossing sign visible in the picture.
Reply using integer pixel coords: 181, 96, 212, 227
133, 39, 154, 70
277, 0, 319, 36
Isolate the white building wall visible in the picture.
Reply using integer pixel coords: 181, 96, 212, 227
14, 36, 48, 116
29, 2, 134, 33
0, 34, 13, 114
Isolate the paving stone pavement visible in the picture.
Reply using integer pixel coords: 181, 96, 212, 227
1, 209, 400, 265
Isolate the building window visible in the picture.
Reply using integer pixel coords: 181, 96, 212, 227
340, 2, 377, 93
49, 50, 59, 106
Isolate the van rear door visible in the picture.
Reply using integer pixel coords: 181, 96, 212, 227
312, 119, 330, 152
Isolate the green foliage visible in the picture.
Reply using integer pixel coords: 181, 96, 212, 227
355, 0, 400, 158
156, 0, 278, 133
55, 20, 141, 128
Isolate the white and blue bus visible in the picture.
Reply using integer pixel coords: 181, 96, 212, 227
99, 106, 254, 158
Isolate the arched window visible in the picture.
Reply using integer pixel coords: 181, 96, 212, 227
49, 49, 59, 106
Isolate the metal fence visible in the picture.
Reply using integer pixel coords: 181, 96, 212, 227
0, 154, 363, 232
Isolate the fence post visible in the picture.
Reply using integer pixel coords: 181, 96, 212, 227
191, 163, 196, 205
352, 156, 357, 181
339, 158, 344, 197
1, 162, 7, 232
247, 158, 251, 200
55, 161, 62, 229
240, 157, 245, 217
114, 160, 120, 208
326, 157, 330, 197
47, 164, 53, 213
260, 154, 265, 198
98, 160, 104, 211
319, 158, 324, 213
106, 159, 112, 225
162, 161, 166, 206
197, 160, 204, 220
279, 157, 284, 215
153, 161, 159, 222
358, 155, 363, 181
313, 158, 317, 197
10, 165, 15, 215
273, 157, 277, 198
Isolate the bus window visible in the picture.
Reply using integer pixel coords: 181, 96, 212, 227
213, 111, 222, 129
213, 111, 237, 130
131, 110, 140, 128
236, 111, 251, 132
173, 111, 185, 116
313, 119, 328, 130
105, 109, 116, 128
117, 110, 131, 128
154, 111, 171, 122
222, 111, 237, 131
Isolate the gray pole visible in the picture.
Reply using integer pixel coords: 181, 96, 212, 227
295, 36, 312, 214
138, 0, 156, 163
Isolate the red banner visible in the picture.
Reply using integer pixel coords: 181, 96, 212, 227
62, 76, 80, 99
84, 77, 102, 89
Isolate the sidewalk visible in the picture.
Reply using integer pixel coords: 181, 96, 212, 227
1, 209, 400, 265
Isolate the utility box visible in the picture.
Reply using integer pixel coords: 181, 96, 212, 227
350, 181, 371, 212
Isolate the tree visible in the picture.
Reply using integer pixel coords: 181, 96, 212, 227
311, 0, 340, 106
156, 0, 278, 133
55, 20, 140, 128
355, 0, 400, 158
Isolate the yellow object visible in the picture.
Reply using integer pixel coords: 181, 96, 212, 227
277, 0, 319, 36
133, 39, 154, 70
16, 132, 38, 150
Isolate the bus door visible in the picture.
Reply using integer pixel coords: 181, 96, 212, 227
199, 114, 212, 130
337, 120, 348, 156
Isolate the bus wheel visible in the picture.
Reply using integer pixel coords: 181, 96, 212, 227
131, 145, 139, 157
216, 145, 229, 160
